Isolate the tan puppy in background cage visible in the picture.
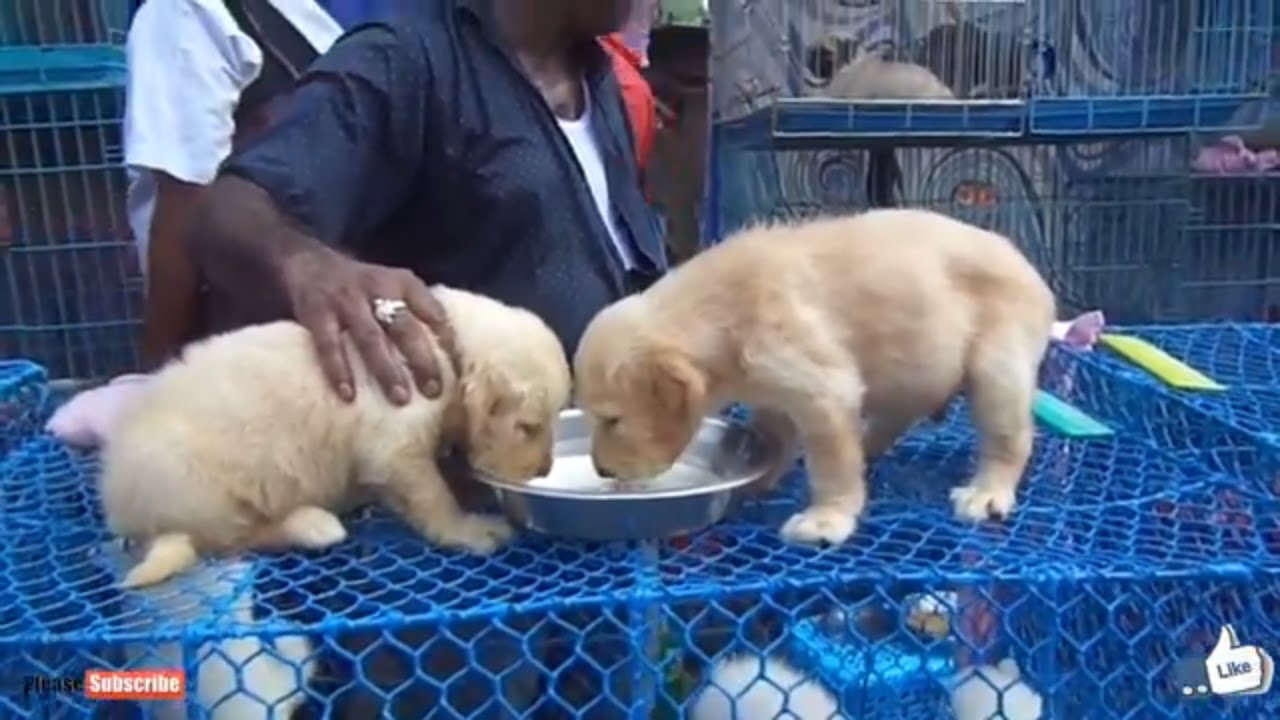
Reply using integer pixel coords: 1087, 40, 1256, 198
100, 287, 571, 588
574, 208, 1055, 546
825, 39, 956, 100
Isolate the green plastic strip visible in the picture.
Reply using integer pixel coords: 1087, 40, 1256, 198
1033, 389, 1113, 438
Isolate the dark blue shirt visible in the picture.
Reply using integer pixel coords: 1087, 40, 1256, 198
220, 0, 667, 354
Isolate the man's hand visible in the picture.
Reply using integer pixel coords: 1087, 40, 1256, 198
281, 246, 456, 404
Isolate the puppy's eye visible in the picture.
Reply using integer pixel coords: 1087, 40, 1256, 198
517, 422, 542, 437
599, 417, 620, 430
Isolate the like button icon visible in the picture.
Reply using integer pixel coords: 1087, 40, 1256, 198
1205, 625, 1274, 697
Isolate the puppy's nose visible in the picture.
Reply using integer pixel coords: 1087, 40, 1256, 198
593, 459, 615, 479
537, 458, 554, 476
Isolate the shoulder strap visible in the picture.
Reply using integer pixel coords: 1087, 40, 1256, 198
224, 0, 322, 125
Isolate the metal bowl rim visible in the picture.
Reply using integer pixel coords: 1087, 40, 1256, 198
475, 410, 780, 501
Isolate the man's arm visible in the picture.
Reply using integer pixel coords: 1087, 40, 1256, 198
189, 24, 432, 315
140, 175, 208, 365
188, 25, 454, 403
123, 0, 259, 365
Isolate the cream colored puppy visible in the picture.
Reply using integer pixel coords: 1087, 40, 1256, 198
101, 287, 570, 588
574, 208, 1054, 546
690, 654, 840, 720
827, 44, 955, 100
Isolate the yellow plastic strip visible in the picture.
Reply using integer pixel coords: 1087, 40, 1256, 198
1099, 334, 1226, 391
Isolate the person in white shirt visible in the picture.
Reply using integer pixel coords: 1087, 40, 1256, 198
124, 0, 342, 367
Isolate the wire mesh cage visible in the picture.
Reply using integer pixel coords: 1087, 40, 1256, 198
710, 0, 1035, 125
0, 1, 1275, 717
1028, 0, 1276, 135
786, 0, 1035, 103
1182, 171, 1280, 320
2, 339, 1280, 718
1033, 1, 1275, 100
708, 136, 1280, 323
0, 360, 47, 457
0, 0, 129, 48
0, 0, 129, 92
0, 85, 141, 381
710, 0, 1276, 139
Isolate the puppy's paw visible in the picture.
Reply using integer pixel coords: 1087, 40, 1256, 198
949, 483, 1017, 522
441, 514, 516, 555
280, 506, 348, 549
779, 507, 856, 546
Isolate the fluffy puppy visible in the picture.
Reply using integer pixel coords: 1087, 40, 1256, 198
689, 654, 840, 720
100, 286, 570, 588
574, 209, 1054, 545
950, 658, 1044, 720
826, 43, 955, 100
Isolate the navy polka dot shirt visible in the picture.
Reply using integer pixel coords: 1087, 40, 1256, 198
220, 0, 668, 355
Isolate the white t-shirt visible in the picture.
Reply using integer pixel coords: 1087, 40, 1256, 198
124, 0, 342, 281
556, 83, 638, 270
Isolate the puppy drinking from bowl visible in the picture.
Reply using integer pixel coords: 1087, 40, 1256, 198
100, 286, 570, 588
574, 208, 1054, 546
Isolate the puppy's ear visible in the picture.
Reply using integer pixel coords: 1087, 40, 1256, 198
642, 350, 707, 419
462, 363, 522, 420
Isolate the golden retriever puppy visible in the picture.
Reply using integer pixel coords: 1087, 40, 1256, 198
826, 43, 955, 100
100, 287, 570, 588
575, 208, 1054, 546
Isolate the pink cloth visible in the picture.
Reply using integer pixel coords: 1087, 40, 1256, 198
1050, 310, 1106, 351
45, 374, 153, 449
1192, 135, 1280, 174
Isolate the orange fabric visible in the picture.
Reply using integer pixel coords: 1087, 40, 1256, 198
600, 33, 656, 175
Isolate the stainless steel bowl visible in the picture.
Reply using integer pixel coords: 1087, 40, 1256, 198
477, 408, 783, 541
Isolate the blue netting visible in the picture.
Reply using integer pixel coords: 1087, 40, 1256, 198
2, 326, 1279, 718
0, 360, 47, 458
0, 0, 1275, 714
1072, 324, 1280, 477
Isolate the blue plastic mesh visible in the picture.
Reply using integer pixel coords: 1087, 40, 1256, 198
0, 0, 1275, 714
2, 326, 1279, 718
1073, 323, 1280, 469
0, 360, 47, 458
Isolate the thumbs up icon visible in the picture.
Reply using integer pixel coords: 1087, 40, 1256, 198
1204, 625, 1274, 697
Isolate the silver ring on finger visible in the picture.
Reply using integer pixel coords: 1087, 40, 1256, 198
372, 297, 409, 329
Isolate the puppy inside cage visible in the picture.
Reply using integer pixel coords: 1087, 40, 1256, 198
796, 1, 1033, 210
800, 0, 1032, 101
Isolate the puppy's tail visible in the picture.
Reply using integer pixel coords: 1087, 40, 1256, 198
121, 533, 200, 589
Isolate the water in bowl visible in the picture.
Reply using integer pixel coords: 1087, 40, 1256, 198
528, 455, 716, 494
